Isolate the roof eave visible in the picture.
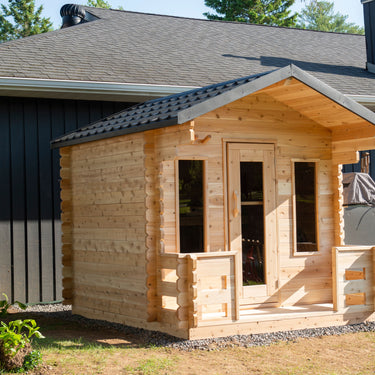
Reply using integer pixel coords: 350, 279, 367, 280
51, 117, 178, 149
0, 77, 199, 102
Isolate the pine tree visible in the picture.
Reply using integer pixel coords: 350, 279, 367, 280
0, 0, 52, 42
204, 0, 297, 27
298, 1, 364, 34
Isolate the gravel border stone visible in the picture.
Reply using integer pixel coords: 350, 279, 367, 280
15, 303, 375, 351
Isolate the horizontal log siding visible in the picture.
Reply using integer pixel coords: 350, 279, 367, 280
65, 134, 149, 326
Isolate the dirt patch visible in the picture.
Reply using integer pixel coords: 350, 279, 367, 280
0, 341, 31, 371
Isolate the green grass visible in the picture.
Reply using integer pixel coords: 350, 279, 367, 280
124, 357, 176, 375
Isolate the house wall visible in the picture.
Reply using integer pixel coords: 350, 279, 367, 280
156, 91, 334, 307
0, 96, 131, 303
60, 133, 153, 327
62, 90, 337, 335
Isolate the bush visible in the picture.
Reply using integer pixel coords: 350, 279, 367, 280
0, 319, 44, 372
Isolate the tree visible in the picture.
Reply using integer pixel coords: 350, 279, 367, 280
86, 0, 111, 9
86, 0, 125, 10
203, 0, 298, 27
0, 0, 52, 42
298, 1, 364, 34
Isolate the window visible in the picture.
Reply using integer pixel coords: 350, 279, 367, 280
240, 162, 265, 285
178, 160, 205, 253
294, 161, 318, 253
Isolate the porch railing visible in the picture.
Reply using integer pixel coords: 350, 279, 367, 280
158, 251, 240, 330
332, 246, 375, 312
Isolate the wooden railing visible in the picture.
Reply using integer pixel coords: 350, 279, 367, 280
158, 251, 240, 330
332, 246, 375, 312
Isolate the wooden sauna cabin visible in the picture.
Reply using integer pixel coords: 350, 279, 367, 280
52, 65, 375, 339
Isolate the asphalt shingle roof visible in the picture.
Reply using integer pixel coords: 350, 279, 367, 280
0, 6, 374, 96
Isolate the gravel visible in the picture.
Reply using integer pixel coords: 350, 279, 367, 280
16, 303, 375, 351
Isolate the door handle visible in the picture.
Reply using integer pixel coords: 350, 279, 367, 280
233, 190, 240, 218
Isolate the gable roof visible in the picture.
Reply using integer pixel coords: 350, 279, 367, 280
51, 64, 375, 148
0, 6, 374, 101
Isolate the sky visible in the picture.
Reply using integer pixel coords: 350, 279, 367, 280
0, 0, 366, 30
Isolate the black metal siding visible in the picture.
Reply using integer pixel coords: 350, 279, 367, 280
343, 150, 375, 178
0, 97, 132, 303
363, 1, 375, 66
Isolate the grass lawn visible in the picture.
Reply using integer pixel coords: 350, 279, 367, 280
2, 311, 375, 374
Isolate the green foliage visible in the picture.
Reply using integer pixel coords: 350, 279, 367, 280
87, 0, 112, 9
0, 319, 44, 357
204, 0, 298, 27
298, 1, 364, 34
0, 294, 26, 318
0, 350, 42, 373
86, 0, 126, 10
20, 350, 42, 372
0, 0, 53, 42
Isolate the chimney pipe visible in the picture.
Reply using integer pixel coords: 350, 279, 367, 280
60, 4, 86, 28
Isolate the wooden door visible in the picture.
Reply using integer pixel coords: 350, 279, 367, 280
227, 143, 278, 305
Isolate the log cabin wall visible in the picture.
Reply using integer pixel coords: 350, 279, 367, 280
60, 133, 151, 328
156, 91, 335, 308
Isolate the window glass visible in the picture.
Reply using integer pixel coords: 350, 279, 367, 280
294, 162, 317, 252
179, 160, 204, 253
240, 162, 265, 285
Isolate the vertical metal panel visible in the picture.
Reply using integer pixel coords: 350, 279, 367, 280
63, 101, 78, 133
0, 97, 133, 303
24, 99, 41, 303
37, 101, 55, 302
9, 101, 27, 302
51, 101, 65, 301
0, 99, 12, 298
370, 151, 375, 177
363, 2, 374, 65
76, 101, 90, 127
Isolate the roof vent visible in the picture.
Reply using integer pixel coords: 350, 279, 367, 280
60, 4, 86, 28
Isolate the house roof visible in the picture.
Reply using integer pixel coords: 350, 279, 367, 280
0, 6, 374, 100
51, 64, 375, 149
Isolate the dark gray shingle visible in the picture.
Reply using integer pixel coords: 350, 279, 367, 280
0, 7, 374, 96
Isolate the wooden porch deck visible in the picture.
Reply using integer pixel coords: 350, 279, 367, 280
158, 246, 375, 339
190, 303, 375, 339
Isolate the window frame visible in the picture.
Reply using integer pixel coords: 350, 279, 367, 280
175, 157, 209, 253
292, 159, 320, 256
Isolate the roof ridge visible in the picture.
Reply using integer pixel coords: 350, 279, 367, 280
82, 7, 364, 36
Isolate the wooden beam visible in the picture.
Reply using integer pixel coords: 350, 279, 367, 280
332, 138, 375, 153
332, 123, 375, 143
332, 151, 360, 165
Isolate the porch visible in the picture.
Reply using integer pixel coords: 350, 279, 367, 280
156, 246, 375, 339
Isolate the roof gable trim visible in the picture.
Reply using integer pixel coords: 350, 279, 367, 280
177, 64, 375, 127
177, 65, 292, 124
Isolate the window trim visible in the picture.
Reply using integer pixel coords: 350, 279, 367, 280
292, 159, 320, 256
175, 157, 209, 253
